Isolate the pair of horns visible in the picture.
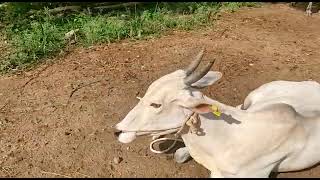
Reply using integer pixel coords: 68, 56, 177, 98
184, 48, 216, 86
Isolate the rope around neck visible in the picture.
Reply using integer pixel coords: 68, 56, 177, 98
149, 112, 200, 154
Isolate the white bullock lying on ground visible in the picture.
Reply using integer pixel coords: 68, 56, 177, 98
178, 79, 320, 167
114, 49, 320, 178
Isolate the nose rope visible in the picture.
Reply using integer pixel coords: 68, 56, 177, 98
149, 112, 201, 154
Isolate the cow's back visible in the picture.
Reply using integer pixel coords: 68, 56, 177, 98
242, 80, 320, 116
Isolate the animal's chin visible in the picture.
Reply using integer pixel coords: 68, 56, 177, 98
118, 131, 137, 143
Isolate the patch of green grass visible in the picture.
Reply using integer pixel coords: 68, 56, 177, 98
0, 2, 260, 73
222, 2, 261, 12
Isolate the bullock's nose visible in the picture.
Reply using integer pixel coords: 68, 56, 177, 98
114, 130, 122, 138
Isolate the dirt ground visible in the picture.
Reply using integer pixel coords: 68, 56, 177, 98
0, 3, 320, 178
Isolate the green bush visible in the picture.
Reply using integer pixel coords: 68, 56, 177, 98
0, 2, 260, 73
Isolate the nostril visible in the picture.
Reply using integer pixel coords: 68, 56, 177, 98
114, 130, 122, 138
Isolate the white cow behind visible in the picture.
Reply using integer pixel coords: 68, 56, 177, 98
114, 49, 320, 178
291, 2, 315, 16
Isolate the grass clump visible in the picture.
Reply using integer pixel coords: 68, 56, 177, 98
0, 2, 260, 73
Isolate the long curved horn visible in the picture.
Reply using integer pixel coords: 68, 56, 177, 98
184, 58, 216, 86
184, 49, 205, 76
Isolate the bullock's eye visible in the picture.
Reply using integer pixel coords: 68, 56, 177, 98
150, 103, 161, 108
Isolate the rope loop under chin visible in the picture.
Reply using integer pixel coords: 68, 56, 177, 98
149, 112, 200, 154
149, 137, 184, 154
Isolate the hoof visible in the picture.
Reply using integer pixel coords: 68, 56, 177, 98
174, 147, 191, 164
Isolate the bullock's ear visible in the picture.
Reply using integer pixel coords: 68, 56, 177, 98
177, 91, 213, 114
191, 103, 212, 114
191, 71, 222, 88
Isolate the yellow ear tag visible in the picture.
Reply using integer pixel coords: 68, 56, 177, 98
210, 105, 221, 117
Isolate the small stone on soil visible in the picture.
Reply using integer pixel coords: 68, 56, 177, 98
113, 156, 123, 164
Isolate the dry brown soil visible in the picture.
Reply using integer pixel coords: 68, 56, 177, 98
0, 3, 320, 178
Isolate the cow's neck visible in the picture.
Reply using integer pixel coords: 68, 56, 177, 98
178, 97, 246, 175
202, 95, 245, 120
177, 96, 245, 137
